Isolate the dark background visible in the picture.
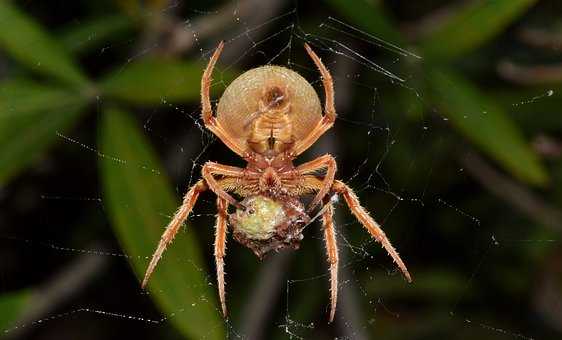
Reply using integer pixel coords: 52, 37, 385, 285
1, 0, 562, 339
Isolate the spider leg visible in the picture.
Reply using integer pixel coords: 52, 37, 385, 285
201, 41, 248, 157
305, 43, 335, 121
292, 44, 336, 156
202, 161, 251, 210
332, 180, 412, 282
201, 41, 223, 125
322, 199, 339, 323
291, 154, 336, 211
282, 175, 322, 196
142, 179, 208, 288
214, 197, 229, 317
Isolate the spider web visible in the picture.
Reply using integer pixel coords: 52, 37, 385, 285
1, 1, 559, 339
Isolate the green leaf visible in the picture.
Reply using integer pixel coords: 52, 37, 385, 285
428, 68, 548, 186
60, 15, 133, 55
0, 290, 31, 332
494, 88, 562, 132
0, 80, 88, 185
101, 59, 230, 105
420, 0, 537, 61
99, 106, 224, 339
0, 2, 89, 87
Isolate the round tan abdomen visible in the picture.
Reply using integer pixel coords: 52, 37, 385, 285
216, 65, 323, 149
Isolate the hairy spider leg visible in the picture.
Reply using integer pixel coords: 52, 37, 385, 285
142, 165, 251, 289
201, 41, 248, 157
332, 180, 412, 282
292, 44, 336, 156
142, 179, 208, 288
322, 200, 339, 323
291, 154, 337, 211
201, 161, 247, 210
289, 176, 410, 320
214, 197, 229, 317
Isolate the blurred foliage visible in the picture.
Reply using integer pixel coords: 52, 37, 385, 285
419, 0, 538, 61
0, 290, 30, 333
59, 14, 134, 55
0, 2, 89, 86
1, 0, 562, 339
327, 0, 548, 186
428, 68, 548, 184
0, 80, 87, 184
101, 59, 212, 104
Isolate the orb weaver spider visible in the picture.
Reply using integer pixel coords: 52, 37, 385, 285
141, 41, 412, 322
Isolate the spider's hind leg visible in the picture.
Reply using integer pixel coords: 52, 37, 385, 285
322, 199, 339, 323
214, 197, 229, 317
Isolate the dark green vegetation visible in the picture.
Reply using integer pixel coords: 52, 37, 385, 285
1, 1, 562, 339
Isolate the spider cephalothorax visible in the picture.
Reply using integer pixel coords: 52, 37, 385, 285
141, 41, 412, 322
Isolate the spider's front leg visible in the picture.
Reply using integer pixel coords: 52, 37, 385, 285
292, 44, 336, 156
201, 41, 248, 157
142, 179, 208, 288
333, 180, 412, 282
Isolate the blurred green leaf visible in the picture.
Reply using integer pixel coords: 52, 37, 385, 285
0, 79, 87, 116
324, 0, 404, 43
99, 106, 224, 339
100, 59, 224, 105
428, 68, 548, 186
494, 88, 562, 132
419, 0, 537, 61
60, 15, 133, 55
0, 290, 30, 332
0, 80, 88, 185
0, 2, 89, 87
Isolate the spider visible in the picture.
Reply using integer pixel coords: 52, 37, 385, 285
141, 41, 412, 322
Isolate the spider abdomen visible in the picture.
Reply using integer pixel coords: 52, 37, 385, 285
216, 65, 323, 155
229, 195, 310, 258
